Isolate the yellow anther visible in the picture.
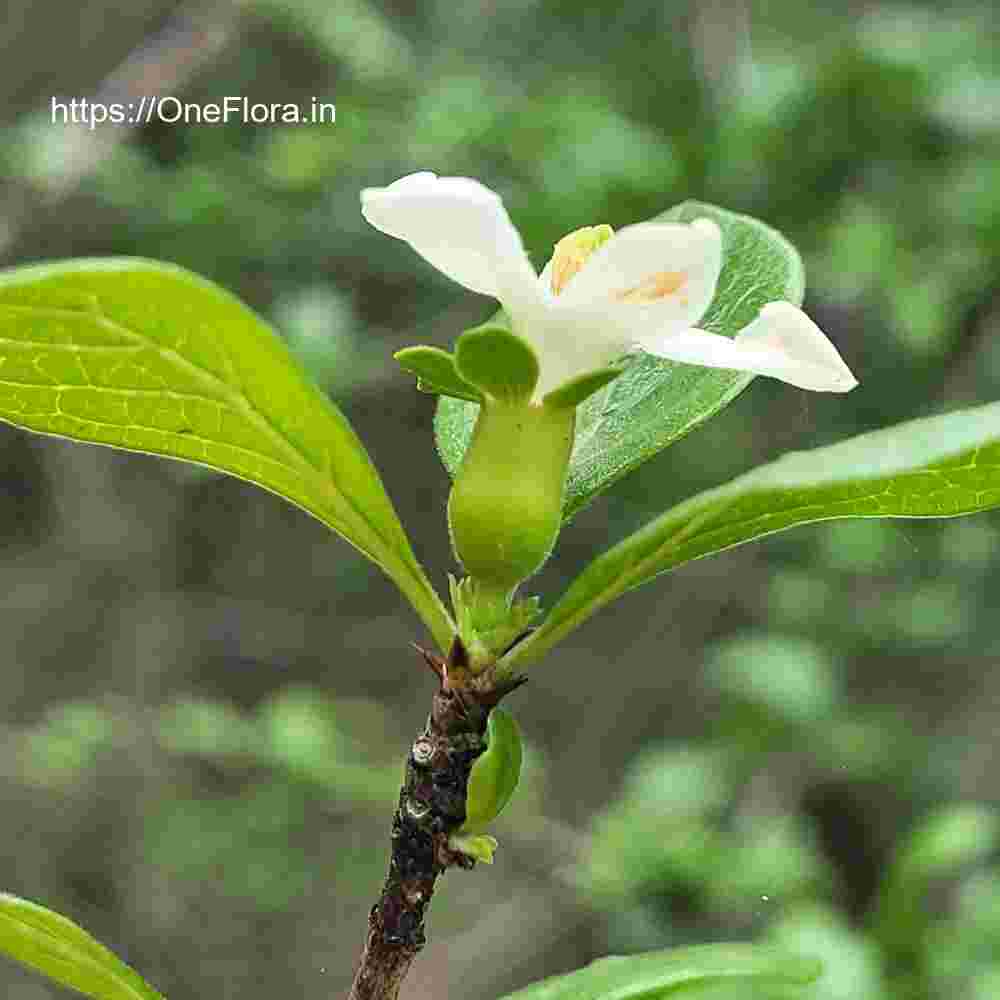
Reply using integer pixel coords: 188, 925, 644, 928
614, 271, 688, 304
550, 224, 614, 295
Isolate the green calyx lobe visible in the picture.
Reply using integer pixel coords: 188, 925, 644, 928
399, 321, 621, 409
394, 345, 481, 402
542, 366, 623, 409
396, 324, 542, 405
454, 324, 539, 404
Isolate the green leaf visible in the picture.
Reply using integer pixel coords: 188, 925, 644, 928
460, 708, 523, 833
436, 201, 804, 519
0, 893, 164, 1000
455, 325, 539, 403
505, 400, 1000, 668
497, 944, 821, 1000
0, 259, 452, 649
394, 345, 482, 402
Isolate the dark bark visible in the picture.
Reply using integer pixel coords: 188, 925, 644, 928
347, 642, 522, 1000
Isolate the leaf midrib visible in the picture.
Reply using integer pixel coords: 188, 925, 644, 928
1, 912, 161, 1000
516, 445, 997, 664
0, 298, 408, 574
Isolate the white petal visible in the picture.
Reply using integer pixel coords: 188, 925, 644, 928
528, 310, 631, 398
360, 172, 541, 317
639, 302, 858, 392
553, 218, 723, 334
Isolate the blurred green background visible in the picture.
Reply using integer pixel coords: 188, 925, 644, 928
2, 1, 1000, 998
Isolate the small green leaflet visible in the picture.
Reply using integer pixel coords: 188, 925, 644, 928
395, 344, 482, 402
505, 400, 1000, 669
497, 943, 821, 1000
460, 708, 523, 833
0, 893, 164, 1000
0, 259, 452, 649
435, 201, 804, 519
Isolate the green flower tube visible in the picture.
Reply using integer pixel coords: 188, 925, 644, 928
448, 400, 575, 594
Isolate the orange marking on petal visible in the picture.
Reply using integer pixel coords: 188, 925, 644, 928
615, 271, 687, 303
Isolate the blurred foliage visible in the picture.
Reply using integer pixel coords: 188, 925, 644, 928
575, 633, 1000, 999
2, 0, 1000, 998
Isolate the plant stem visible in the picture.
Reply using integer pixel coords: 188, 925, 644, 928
347, 643, 520, 1000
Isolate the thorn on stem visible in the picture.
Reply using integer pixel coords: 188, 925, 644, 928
411, 642, 445, 682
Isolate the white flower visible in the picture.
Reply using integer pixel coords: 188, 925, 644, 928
361, 172, 858, 400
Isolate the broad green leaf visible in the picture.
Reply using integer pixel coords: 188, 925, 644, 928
455, 325, 539, 403
0, 893, 164, 1000
498, 943, 821, 1000
505, 400, 1000, 668
0, 259, 452, 649
436, 201, 804, 519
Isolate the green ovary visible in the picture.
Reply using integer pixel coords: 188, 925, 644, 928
448, 400, 574, 591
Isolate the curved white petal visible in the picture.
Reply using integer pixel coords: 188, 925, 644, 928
639, 302, 858, 392
528, 310, 631, 399
360, 172, 542, 318
553, 218, 723, 335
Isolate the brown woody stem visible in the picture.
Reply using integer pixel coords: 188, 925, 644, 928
347, 642, 522, 1000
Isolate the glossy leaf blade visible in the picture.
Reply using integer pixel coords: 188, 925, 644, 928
0, 893, 164, 1000
436, 201, 805, 519
506, 400, 1000, 668
0, 259, 452, 648
498, 943, 821, 1000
